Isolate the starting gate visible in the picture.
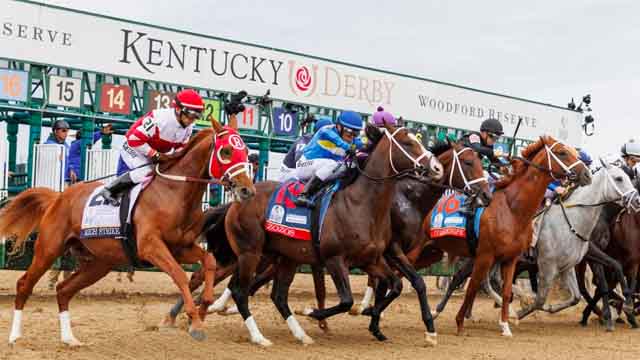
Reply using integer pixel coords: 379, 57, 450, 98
85, 148, 120, 183
31, 144, 66, 192
1, 138, 8, 201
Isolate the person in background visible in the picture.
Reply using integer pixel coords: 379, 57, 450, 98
66, 124, 114, 184
248, 153, 260, 183
278, 116, 334, 182
620, 140, 640, 180
45, 119, 72, 290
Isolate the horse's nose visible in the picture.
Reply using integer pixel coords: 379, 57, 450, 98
238, 186, 255, 200
429, 157, 444, 180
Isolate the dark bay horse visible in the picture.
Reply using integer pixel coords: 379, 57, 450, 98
420, 136, 591, 337
221, 123, 444, 347
186, 139, 491, 344
0, 116, 254, 346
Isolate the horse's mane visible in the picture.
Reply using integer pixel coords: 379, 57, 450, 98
494, 136, 549, 189
429, 141, 452, 156
162, 128, 214, 167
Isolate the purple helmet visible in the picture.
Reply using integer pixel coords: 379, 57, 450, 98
371, 106, 397, 127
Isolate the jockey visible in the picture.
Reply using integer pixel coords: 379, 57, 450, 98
462, 118, 508, 190
462, 118, 506, 165
278, 116, 334, 182
99, 89, 204, 205
620, 140, 640, 179
293, 111, 366, 207
371, 106, 398, 127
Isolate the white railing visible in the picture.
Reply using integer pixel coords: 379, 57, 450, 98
31, 144, 66, 192
85, 148, 120, 182
0, 138, 8, 201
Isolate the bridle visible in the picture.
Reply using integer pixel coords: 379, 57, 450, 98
449, 147, 488, 192
514, 141, 585, 182
385, 127, 439, 176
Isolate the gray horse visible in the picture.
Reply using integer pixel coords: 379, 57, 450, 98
518, 159, 640, 321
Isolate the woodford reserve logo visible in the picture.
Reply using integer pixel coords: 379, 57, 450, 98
287, 60, 395, 106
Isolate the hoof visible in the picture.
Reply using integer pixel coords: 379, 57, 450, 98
8, 337, 20, 346
318, 320, 330, 333
424, 332, 437, 347
189, 328, 207, 341
361, 307, 374, 317
159, 314, 177, 329
252, 337, 273, 347
579, 320, 588, 327
62, 337, 84, 347
348, 305, 362, 316
217, 305, 239, 316
300, 334, 315, 345
371, 331, 388, 341
295, 307, 314, 316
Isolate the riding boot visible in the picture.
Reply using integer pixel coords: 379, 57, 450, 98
99, 173, 136, 206
294, 176, 325, 208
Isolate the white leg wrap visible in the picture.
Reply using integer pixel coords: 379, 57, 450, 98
208, 288, 232, 312
286, 315, 314, 345
224, 305, 239, 315
244, 316, 272, 347
424, 331, 438, 347
9, 310, 22, 344
499, 320, 513, 337
59, 311, 83, 346
361, 286, 374, 309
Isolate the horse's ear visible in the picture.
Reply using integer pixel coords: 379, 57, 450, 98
365, 122, 382, 144
228, 113, 238, 129
209, 115, 224, 133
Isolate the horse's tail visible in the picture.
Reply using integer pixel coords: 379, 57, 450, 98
202, 202, 236, 267
0, 188, 60, 252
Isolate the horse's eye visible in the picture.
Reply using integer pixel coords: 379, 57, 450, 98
557, 151, 568, 157
463, 160, 473, 166
220, 147, 232, 157
615, 176, 623, 182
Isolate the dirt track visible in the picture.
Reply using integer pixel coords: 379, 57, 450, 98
0, 271, 638, 360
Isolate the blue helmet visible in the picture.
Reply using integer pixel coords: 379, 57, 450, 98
337, 111, 364, 131
313, 116, 333, 132
578, 150, 592, 166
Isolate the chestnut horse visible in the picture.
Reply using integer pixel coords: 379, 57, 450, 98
220, 123, 443, 346
0, 115, 254, 346
420, 136, 591, 337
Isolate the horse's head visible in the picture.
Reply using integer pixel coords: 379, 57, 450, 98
594, 158, 640, 211
369, 122, 443, 181
444, 140, 492, 207
530, 136, 592, 186
208, 115, 255, 201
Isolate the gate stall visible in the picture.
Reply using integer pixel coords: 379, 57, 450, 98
31, 144, 66, 192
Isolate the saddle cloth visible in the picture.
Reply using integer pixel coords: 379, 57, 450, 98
265, 180, 338, 241
80, 184, 143, 239
430, 190, 483, 242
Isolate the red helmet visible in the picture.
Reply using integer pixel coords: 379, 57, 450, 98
174, 89, 204, 111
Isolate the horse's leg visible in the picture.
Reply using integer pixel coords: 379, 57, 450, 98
310, 264, 329, 332
517, 264, 556, 320
208, 264, 237, 313
585, 243, 634, 316
455, 254, 494, 336
350, 275, 376, 316
592, 264, 615, 331
10, 228, 65, 344
577, 261, 601, 326
55, 258, 112, 346
545, 268, 581, 314
173, 245, 216, 322
163, 268, 205, 328
498, 258, 518, 337
361, 257, 403, 342
270, 258, 314, 345
435, 257, 473, 317
229, 253, 272, 346
306, 256, 353, 321
220, 260, 275, 316
138, 237, 207, 341
385, 249, 437, 346
623, 263, 639, 328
